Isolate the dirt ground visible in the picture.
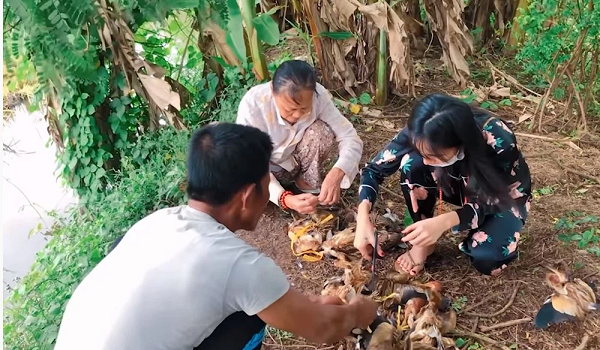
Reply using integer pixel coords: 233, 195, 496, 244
238, 54, 600, 350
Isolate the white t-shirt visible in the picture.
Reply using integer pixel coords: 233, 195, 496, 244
54, 206, 290, 350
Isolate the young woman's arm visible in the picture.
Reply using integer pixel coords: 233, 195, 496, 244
453, 118, 528, 231
358, 129, 412, 208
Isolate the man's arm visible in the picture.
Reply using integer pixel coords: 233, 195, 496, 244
258, 288, 377, 344
225, 248, 377, 344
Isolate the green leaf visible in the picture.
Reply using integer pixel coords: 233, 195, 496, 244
571, 234, 583, 241
225, 0, 246, 62
557, 233, 571, 242
169, 0, 200, 9
455, 338, 468, 347
587, 247, 600, 257
48, 10, 59, 22
116, 104, 126, 117
461, 95, 476, 103
212, 56, 233, 69
110, 98, 122, 108
40, 0, 53, 11
319, 31, 354, 40
499, 98, 512, 106
81, 93, 89, 99
359, 92, 372, 105
87, 105, 95, 115
253, 14, 281, 45
68, 157, 78, 171
582, 229, 594, 242
119, 129, 128, 142
90, 248, 102, 263
96, 168, 106, 179
41, 324, 58, 344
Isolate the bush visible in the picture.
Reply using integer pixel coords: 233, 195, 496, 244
3, 128, 189, 349
516, 0, 600, 115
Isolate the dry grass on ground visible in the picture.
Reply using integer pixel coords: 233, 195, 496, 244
237, 60, 600, 350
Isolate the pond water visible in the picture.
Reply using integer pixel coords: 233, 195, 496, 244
3, 107, 77, 299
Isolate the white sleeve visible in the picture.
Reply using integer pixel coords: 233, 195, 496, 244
314, 85, 363, 188
269, 173, 285, 206
236, 93, 253, 125
224, 247, 290, 315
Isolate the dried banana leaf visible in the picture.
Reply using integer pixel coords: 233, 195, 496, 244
423, 0, 473, 87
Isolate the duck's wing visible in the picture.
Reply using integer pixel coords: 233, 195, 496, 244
534, 297, 577, 329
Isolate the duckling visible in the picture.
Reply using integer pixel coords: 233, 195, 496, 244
356, 317, 400, 350
535, 267, 599, 329
321, 275, 356, 304
404, 282, 457, 350
379, 281, 451, 315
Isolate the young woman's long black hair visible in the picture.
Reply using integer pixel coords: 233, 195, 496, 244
407, 93, 514, 209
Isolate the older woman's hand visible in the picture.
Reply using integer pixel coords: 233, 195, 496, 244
318, 168, 344, 205
286, 193, 319, 214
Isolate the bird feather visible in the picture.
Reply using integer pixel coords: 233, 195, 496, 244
535, 299, 576, 329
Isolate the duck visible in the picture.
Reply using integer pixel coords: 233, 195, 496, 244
534, 266, 599, 329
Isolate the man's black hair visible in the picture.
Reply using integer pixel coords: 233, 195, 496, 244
272, 60, 318, 103
187, 123, 273, 206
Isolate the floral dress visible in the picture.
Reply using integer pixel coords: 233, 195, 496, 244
359, 115, 532, 275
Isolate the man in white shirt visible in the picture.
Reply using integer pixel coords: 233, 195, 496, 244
54, 123, 378, 350
237, 60, 363, 215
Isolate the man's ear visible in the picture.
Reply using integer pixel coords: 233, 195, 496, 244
241, 183, 257, 211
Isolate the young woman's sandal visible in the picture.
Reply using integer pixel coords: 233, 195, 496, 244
394, 250, 426, 276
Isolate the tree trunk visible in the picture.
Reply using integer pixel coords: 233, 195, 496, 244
375, 29, 388, 105
507, 0, 528, 47
241, 0, 269, 80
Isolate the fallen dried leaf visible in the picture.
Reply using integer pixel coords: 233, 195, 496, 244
490, 86, 511, 97
518, 113, 533, 124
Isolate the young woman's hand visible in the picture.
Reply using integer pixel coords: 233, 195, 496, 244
401, 212, 459, 246
319, 168, 344, 205
286, 193, 319, 214
354, 201, 383, 260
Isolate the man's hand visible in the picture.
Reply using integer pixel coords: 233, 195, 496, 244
348, 296, 378, 329
318, 168, 344, 205
286, 193, 319, 214
308, 295, 345, 306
